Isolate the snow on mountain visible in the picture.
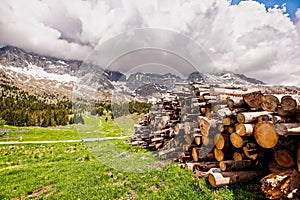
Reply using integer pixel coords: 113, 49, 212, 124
4, 65, 77, 83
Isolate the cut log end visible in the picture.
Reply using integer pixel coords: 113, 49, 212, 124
230, 133, 244, 149
274, 149, 295, 168
254, 121, 278, 148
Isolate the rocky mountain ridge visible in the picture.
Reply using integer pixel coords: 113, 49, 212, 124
0, 46, 265, 98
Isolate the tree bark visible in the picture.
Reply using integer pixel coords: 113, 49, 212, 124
236, 111, 272, 123
208, 170, 266, 187
275, 123, 300, 136
219, 160, 255, 171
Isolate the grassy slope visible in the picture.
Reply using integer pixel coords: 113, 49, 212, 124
0, 142, 264, 200
0, 115, 265, 199
0, 114, 138, 142
0, 125, 79, 142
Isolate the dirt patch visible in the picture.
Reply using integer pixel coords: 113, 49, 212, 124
15, 184, 54, 199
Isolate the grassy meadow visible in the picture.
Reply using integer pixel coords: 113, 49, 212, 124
0, 115, 265, 199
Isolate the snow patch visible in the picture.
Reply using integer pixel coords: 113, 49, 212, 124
6, 64, 77, 83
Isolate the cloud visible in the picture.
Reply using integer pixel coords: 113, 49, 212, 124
0, 0, 300, 86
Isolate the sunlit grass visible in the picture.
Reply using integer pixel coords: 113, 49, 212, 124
0, 141, 264, 200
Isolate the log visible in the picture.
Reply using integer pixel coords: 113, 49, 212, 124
219, 160, 255, 171
281, 95, 297, 112
194, 135, 201, 146
213, 148, 224, 162
210, 88, 252, 97
222, 117, 236, 126
214, 133, 230, 150
198, 117, 218, 137
261, 170, 300, 200
261, 94, 280, 112
236, 111, 273, 124
192, 147, 199, 162
208, 170, 266, 187
185, 162, 219, 172
275, 123, 300, 136
202, 136, 212, 146
230, 133, 244, 148
274, 149, 295, 168
233, 152, 244, 161
226, 97, 245, 110
243, 143, 259, 160
243, 91, 263, 109
158, 147, 183, 157
235, 123, 254, 137
254, 121, 278, 148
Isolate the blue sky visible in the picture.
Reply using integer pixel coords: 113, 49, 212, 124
231, 0, 300, 21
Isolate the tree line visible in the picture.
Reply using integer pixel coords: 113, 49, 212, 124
0, 84, 73, 127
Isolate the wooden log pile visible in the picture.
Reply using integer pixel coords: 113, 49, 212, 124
130, 82, 300, 199
130, 91, 181, 150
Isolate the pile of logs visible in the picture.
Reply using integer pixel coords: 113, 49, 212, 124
130, 82, 300, 199
130, 92, 181, 149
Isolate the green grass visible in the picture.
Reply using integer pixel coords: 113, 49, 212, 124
0, 115, 266, 199
77, 114, 139, 139
0, 141, 265, 200
0, 125, 79, 142
0, 113, 140, 142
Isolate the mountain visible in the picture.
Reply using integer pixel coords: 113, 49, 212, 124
0, 46, 124, 99
0, 46, 267, 99
187, 71, 264, 85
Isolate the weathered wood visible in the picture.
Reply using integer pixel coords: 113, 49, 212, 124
235, 123, 254, 137
275, 123, 300, 136
208, 170, 266, 187
274, 149, 295, 168
254, 121, 278, 148
243, 91, 263, 109
198, 117, 218, 136
261, 94, 280, 112
261, 170, 300, 200
281, 95, 297, 112
210, 88, 252, 97
236, 111, 272, 123
219, 160, 255, 171
226, 97, 245, 110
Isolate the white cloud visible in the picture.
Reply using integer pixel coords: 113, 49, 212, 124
0, 0, 300, 86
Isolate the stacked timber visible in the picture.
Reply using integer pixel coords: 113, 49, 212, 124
131, 82, 300, 198
130, 91, 181, 149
